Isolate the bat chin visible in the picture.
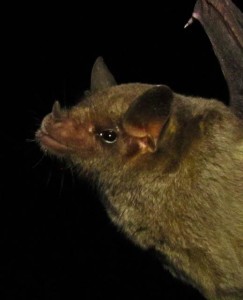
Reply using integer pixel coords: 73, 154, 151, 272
35, 129, 71, 156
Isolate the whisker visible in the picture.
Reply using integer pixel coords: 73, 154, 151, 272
45, 169, 52, 187
69, 166, 76, 188
59, 171, 65, 198
32, 155, 45, 168
26, 138, 36, 143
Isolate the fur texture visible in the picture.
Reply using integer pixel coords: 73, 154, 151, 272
36, 61, 243, 299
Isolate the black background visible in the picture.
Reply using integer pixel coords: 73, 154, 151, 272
2, 1, 242, 299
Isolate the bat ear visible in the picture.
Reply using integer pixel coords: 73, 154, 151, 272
91, 57, 117, 92
122, 85, 173, 152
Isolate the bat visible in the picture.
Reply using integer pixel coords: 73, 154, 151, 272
36, 1, 243, 299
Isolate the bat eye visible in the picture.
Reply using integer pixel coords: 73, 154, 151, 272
98, 129, 117, 144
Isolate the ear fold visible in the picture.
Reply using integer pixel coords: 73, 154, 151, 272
91, 57, 117, 92
122, 85, 173, 152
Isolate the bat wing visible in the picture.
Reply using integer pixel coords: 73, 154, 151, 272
190, 0, 243, 119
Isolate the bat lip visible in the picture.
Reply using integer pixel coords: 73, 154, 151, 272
36, 130, 71, 154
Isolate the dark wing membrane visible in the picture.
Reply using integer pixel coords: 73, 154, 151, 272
192, 0, 243, 119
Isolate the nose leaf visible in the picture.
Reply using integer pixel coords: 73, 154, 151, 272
52, 101, 63, 120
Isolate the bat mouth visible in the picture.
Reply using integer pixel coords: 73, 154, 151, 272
36, 130, 71, 154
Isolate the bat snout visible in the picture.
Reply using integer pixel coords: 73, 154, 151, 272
36, 113, 75, 155
36, 108, 95, 156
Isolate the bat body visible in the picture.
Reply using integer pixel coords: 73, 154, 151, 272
36, 1, 243, 299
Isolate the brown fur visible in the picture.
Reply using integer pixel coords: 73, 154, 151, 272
36, 62, 243, 299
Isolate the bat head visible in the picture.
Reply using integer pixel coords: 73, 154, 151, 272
35, 57, 174, 176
